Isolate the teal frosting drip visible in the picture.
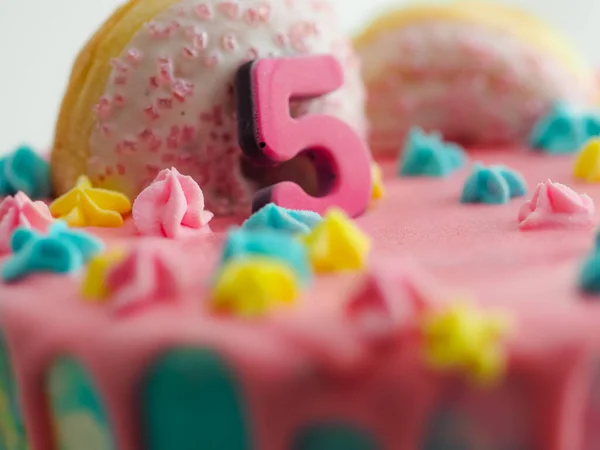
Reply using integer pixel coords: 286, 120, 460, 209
47, 358, 115, 450
141, 348, 250, 450
461, 164, 527, 205
0, 332, 27, 450
292, 423, 379, 450
242, 203, 322, 235
0, 145, 52, 199
398, 128, 468, 177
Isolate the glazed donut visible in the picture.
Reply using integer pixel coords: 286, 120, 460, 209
354, 1, 598, 155
51, 0, 366, 215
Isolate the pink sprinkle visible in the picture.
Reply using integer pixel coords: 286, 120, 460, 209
220, 33, 237, 52
113, 94, 125, 106
144, 105, 160, 121
175, 5, 187, 17
157, 57, 175, 85
117, 164, 126, 176
114, 75, 128, 86
182, 46, 197, 59
110, 58, 129, 74
257, 3, 272, 21
218, 1, 240, 19
93, 97, 112, 120
177, 153, 193, 163
192, 31, 209, 49
273, 33, 286, 48
146, 20, 179, 39
194, 3, 213, 20
149, 76, 159, 89
157, 97, 173, 110
127, 48, 143, 64
172, 79, 194, 100
101, 124, 112, 136
182, 125, 196, 143
247, 47, 259, 60
138, 128, 153, 141
202, 54, 219, 68
167, 126, 181, 149
148, 135, 162, 152
146, 164, 161, 175
122, 139, 137, 152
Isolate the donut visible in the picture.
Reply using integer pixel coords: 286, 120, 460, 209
51, 0, 366, 215
354, 1, 598, 155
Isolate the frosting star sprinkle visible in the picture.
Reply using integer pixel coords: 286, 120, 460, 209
212, 257, 299, 317
49, 176, 132, 227
302, 208, 371, 273
1, 222, 104, 282
371, 163, 385, 201
242, 203, 322, 234
574, 138, 600, 183
421, 301, 511, 384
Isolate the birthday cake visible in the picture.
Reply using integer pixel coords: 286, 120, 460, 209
2, 1, 600, 450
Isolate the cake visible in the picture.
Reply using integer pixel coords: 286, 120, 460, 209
3, 1, 600, 450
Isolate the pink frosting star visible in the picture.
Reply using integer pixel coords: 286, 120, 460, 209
0, 192, 54, 254
106, 245, 182, 315
132, 167, 213, 238
518, 180, 596, 230
346, 259, 434, 343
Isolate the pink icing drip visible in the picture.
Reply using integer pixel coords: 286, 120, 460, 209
0, 192, 54, 254
106, 245, 183, 316
518, 180, 596, 230
132, 167, 213, 238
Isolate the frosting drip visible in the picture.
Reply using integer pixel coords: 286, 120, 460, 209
518, 180, 595, 230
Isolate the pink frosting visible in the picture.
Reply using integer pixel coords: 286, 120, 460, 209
106, 244, 183, 316
345, 260, 435, 344
0, 192, 54, 254
518, 180, 596, 230
132, 167, 213, 238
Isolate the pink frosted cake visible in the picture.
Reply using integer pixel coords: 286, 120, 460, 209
3, 1, 600, 450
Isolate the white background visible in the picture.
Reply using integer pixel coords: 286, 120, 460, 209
0, 0, 599, 155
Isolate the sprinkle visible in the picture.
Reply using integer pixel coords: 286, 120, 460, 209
218, 1, 240, 19
421, 300, 511, 385
212, 257, 299, 317
93, 97, 112, 120
221, 33, 237, 52
182, 46, 197, 59
157, 57, 175, 85
202, 54, 219, 69
574, 138, 600, 183
0, 145, 52, 199
172, 79, 194, 100
1, 222, 104, 282
49, 176, 132, 228
157, 97, 173, 110
302, 208, 370, 273
143, 105, 160, 121
192, 31, 209, 49
126, 48, 143, 64
194, 3, 213, 20
221, 228, 312, 283
243, 203, 321, 234
398, 128, 467, 177
461, 163, 527, 205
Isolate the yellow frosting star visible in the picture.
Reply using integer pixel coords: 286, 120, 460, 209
212, 258, 299, 317
82, 250, 125, 300
49, 175, 132, 227
421, 301, 511, 385
574, 138, 600, 183
302, 208, 371, 273
371, 162, 385, 202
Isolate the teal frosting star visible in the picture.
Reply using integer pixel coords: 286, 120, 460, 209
398, 127, 468, 177
221, 228, 311, 283
242, 203, 322, 234
460, 164, 527, 205
2, 221, 104, 282
0, 145, 52, 199
530, 103, 600, 154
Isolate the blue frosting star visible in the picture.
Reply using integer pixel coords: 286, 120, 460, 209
221, 228, 311, 283
529, 103, 600, 154
460, 164, 527, 205
1, 221, 104, 282
0, 145, 52, 199
398, 128, 468, 177
242, 203, 322, 234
